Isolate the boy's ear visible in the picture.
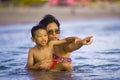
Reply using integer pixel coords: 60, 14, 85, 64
31, 37, 35, 42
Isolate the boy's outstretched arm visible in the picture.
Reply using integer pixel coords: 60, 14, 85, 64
49, 37, 75, 46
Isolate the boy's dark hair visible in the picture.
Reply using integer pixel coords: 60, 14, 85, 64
39, 14, 60, 31
31, 24, 45, 37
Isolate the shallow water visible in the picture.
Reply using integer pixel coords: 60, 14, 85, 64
0, 18, 120, 80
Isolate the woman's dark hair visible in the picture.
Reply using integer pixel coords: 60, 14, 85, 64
31, 24, 45, 37
39, 14, 60, 31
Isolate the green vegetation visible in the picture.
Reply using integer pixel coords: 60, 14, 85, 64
115, 1, 120, 6
11, 0, 48, 7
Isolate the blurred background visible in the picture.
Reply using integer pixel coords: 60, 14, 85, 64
0, 0, 120, 24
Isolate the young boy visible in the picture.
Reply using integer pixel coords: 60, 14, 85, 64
26, 24, 75, 71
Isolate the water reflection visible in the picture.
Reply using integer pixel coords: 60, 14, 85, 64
28, 71, 74, 80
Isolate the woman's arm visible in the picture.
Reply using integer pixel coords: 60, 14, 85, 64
63, 36, 93, 52
63, 37, 83, 52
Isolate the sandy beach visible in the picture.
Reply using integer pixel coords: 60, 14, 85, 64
0, 6, 120, 25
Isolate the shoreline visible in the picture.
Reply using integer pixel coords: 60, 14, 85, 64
0, 6, 120, 25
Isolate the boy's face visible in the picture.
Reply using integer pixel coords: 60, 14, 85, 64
33, 29, 48, 46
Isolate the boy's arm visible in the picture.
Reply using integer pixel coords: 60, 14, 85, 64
26, 49, 40, 70
63, 36, 93, 52
49, 37, 75, 46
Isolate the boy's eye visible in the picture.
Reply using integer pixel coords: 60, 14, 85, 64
44, 34, 47, 36
37, 35, 41, 37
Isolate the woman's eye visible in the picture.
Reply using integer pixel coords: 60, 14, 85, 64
47, 30, 53, 34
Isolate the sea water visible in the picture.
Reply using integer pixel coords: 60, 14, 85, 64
0, 18, 120, 80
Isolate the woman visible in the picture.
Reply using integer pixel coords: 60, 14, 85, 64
38, 14, 93, 71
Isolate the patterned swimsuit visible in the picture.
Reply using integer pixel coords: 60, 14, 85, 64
50, 54, 72, 69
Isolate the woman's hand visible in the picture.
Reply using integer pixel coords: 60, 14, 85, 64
82, 36, 93, 45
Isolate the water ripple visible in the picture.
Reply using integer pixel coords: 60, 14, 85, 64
103, 25, 120, 32
96, 49, 120, 54
0, 65, 10, 70
95, 64, 120, 72
1, 59, 14, 63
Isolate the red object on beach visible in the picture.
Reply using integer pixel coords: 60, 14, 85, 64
48, 0, 76, 6
66, 0, 76, 6
49, 0, 59, 6
81, 0, 90, 6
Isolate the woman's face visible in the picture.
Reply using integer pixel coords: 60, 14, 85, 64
46, 22, 60, 41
